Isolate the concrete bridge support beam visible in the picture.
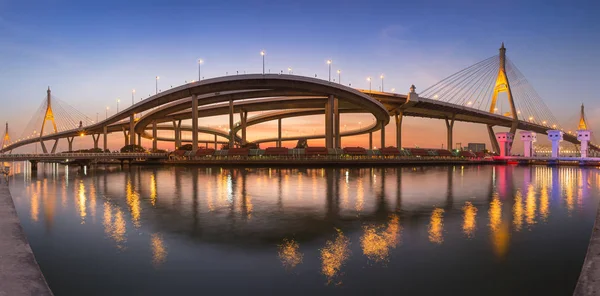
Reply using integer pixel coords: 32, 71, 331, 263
50, 139, 59, 154
214, 134, 217, 150
325, 96, 333, 149
495, 132, 514, 157
192, 94, 198, 153
577, 130, 591, 158
172, 120, 182, 150
137, 133, 141, 148
445, 115, 455, 151
395, 112, 403, 149
380, 120, 386, 149
519, 131, 537, 157
122, 128, 129, 147
67, 137, 74, 152
547, 130, 564, 158
487, 125, 500, 154
240, 110, 248, 145
129, 115, 135, 147
152, 121, 157, 152
29, 160, 38, 171
229, 99, 234, 148
92, 134, 100, 150
277, 118, 282, 148
40, 140, 48, 154
334, 98, 340, 148
103, 126, 108, 152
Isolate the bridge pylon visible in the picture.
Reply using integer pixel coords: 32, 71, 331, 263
40, 87, 59, 154
488, 43, 519, 153
1, 122, 10, 153
577, 103, 592, 158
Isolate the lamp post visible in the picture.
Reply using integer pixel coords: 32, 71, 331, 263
367, 77, 372, 93
198, 59, 203, 81
132, 89, 135, 106
260, 50, 266, 74
117, 98, 120, 113
380, 74, 384, 92
288, 67, 292, 74
337, 70, 341, 84
327, 60, 332, 82
155, 76, 159, 94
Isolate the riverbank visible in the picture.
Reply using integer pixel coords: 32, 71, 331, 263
574, 200, 600, 295
0, 178, 53, 295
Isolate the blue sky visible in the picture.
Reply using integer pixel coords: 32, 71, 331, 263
1, 0, 599, 149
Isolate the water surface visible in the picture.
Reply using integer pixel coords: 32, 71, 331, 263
7, 164, 599, 295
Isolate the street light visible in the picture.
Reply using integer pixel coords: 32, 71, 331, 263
288, 67, 292, 74
327, 60, 332, 82
198, 59, 203, 81
260, 50, 266, 74
337, 70, 341, 84
117, 98, 120, 113
380, 74, 384, 92
391, 88, 396, 93
367, 77, 372, 93
155, 76, 160, 94
132, 89, 135, 106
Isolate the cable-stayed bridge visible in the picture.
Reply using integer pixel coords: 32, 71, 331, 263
0, 44, 596, 159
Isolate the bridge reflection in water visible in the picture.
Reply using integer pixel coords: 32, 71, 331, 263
7, 163, 600, 295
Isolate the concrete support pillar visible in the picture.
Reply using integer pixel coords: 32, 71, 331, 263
240, 110, 247, 145
229, 98, 234, 148
214, 134, 217, 150
67, 137, 74, 152
495, 132, 514, 157
277, 118, 282, 148
325, 95, 334, 149
40, 140, 48, 154
519, 131, 537, 157
445, 115, 455, 151
92, 134, 100, 150
103, 126, 108, 151
578, 130, 592, 158
547, 130, 563, 158
334, 98, 340, 148
122, 127, 129, 147
487, 125, 500, 154
380, 120, 385, 149
192, 94, 198, 153
395, 112, 403, 149
137, 133, 141, 148
129, 115, 135, 147
172, 120, 179, 150
369, 132, 373, 150
152, 120, 157, 152
51, 139, 59, 154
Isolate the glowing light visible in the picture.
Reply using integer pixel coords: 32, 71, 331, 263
513, 190, 523, 231
320, 229, 350, 285
198, 59, 203, 64
391, 88, 396, 92
77, 181, 87, 224
278, 238, 303, 270
467, 101, 472, 105
529, 116, 533, 121
126, 180, 141, 228
366, 77, 371, 81
336, 69, 341, 74
151, 233, 167, 267
428, 208, 444, 244
540, 186, 549, 221
150, 173, 157, 206
79, 132, 85, 137
360, 215, 401, 263
489, 195, 502, 232
260, 50, 265, 56
327, 59, 332, 65
525, 184, 536, 226
380, 74, 384, 79
462, 202, 477, 238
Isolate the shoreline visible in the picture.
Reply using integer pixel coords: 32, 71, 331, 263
0, 178, 53, 295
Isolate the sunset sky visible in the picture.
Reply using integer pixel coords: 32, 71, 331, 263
1, 0, 599, 152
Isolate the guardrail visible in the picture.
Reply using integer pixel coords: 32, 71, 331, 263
0, 153, 168, 160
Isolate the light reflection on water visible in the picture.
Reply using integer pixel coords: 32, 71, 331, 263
5, 164, 600, 295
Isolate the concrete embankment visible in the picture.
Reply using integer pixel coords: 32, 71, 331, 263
0, 178, 53, 295
165, 159, 491, 167
574, 201, 600, 295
